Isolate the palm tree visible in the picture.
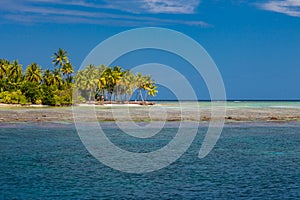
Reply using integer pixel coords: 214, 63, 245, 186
52, 68, 63, 87
84, 64, 99, 101
74, 65, 157, 103
52, 48, 69, 68
74, 64, 98, 102
134, 74, 157, 102
61, 62, 73, 75
101, 67, 117, 101
8, 60, 23, 82
96, 65, 106, 100
0, 59, 10, 79
135, 73, 147, 101
145, 84, 158, 101
74, 70, 86, 90
25, 63, 42, 83
61, 62, 74, 83
112, 66, 123, 101
118, 70, 135, 102
43, 69, 54, 86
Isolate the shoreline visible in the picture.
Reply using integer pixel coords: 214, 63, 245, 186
0, 101, 155, 108
0, 103, 50, 108
1, 104, 300, 124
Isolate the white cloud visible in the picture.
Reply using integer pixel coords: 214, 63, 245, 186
102, 0, 200, 14
26, 0, 201, 14
144, 0, 200, 14
0, 0, 207, 26
258, 0, 300, 17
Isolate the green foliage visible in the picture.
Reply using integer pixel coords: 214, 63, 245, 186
41, 85, 56, 106
20, 82, 42, 104
52, 48, 69, 68
0, 59, 9, 79
53, 87, 73, 106
0, 79, 10, 92
75, 65, 157, 102
8, 60, 23, 83
0, 90, 27, 104
0, 48, 157, 106
25, 63, 42, 83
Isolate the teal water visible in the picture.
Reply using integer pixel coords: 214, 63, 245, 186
0, 123, 299, 199
155, 101, 300, 109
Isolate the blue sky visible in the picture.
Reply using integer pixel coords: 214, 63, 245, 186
0, 0, 300, 100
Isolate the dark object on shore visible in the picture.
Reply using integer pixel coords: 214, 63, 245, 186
134, 101, 155, 106
269, 116, 278, 120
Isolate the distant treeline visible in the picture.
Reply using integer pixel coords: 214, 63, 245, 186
0, 48, 157, 106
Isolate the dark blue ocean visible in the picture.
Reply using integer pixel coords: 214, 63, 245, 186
0, 122, 299, 199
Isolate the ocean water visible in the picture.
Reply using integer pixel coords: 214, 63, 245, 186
0, 122, 299, 199
155, 101, 300, 109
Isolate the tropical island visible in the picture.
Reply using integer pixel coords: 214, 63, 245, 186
0, 48, 157, 106
1, 49, 300, 124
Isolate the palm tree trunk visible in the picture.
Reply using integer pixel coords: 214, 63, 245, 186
110, 92, 113, 102
102, 89, 105, 101
145, 91, 148, 101
139, 89, 144, 102
89, 90, 92, 102
135, 91, 139, 102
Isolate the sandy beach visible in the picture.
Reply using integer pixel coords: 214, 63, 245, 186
1, 102, 300, 123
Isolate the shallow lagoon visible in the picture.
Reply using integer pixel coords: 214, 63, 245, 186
0, 122, 299, 199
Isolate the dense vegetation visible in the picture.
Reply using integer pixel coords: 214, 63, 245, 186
0, 48, 157, 106
74, 65, 157, 103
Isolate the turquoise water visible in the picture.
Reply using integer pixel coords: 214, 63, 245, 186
155, 101, 300, 109
0, 123, 300, 199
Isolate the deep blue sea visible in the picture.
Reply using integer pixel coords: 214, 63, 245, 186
0, 122, 299, 199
